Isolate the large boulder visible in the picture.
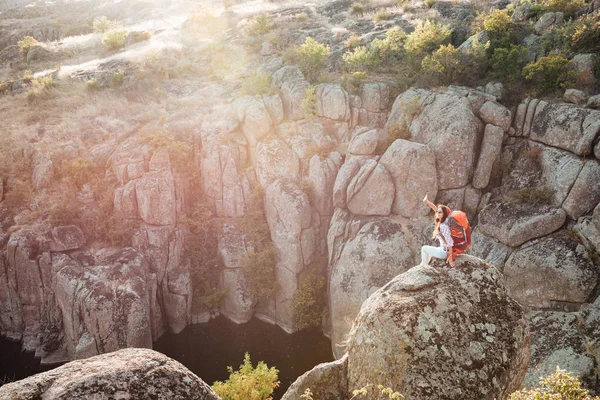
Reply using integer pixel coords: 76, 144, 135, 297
469, 229, 512, 271
307, 153, 340, 216
525, 100, 600, 156
0, 348, 220, 400
562, 160, 600, 220
346, 257, 530, 400
534, 12, 564, 35
282, 355, 348, 400
255, 139, 299, 188
478, 201, 567, 247
379, 139, 437, 217
48, 225, 86, 252
315, 84, 351, 121
328, 217, 421, 359
346, 160, 395, 216
272, 66, 309, 121
231, 96, 273, 146
499, 140, 583, 207
26, 44, 51, 63
523, 311, 596, 390
387, 89, 483, 189
473, 124, 504, 189
571, 54, 598, 87
504, 231, 597, 309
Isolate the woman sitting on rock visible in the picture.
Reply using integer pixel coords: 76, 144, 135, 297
420, 195, 456, 267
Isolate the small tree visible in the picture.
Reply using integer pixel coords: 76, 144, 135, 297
571, 14, 600, 53
491, 45, 528, 84
343, 46, 379, 72
542, 0, 586, 17
302, 85, 318, 119
247, 13, 274, 36
212, 353, 280, 400
102, 29, 127, 50
404, 20, 451, 56
509, 367, 600, 400
17, 36, 39, 56
241, 72, 275, 96
296, 37, 330, 83
473, 9, 514, 50
522, 54, 575, 95
421, 44, 463, 84
292, 271, 326, 330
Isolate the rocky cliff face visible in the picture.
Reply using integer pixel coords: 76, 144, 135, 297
1, 0, 600, 392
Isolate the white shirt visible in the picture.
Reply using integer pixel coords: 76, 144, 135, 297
437, 221, 454, 251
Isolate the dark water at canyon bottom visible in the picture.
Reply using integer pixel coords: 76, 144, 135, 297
154, 316, 334, 399
1, 317, 333, 399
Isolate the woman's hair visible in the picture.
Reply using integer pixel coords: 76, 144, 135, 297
432, 204, 450, 240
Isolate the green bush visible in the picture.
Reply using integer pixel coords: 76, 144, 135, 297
48, 203, 81, 227
522, 53, 575, 95
241, 72, 276, 96
60, 158, 96, 188
541, 0, 586, 16
296, 37, 330, 83
509, 367, 600, 400
86, 78, 102, 91
302, 85, 318, 119
247, 13, 274, 36
421, 44, 463, 84
343, 46, 380, 72
345, 35, 362, 49
491, 45, 528, 83
21, 70, 34, 82
243, 244, 278, 303
352, 384, 404, 399
340, 71, 367, 94
373, 9, 390, 22
404, 20, 451, 55
184, 201, 226, 312
212, 353, 280, 400
350, 2, 365, 15
296, 12, 309, 22
237, 187, 277, 303
473, 9, 514, 50
17, 36, 39, 56
93, 16, 119, 33
292, 271, 326, 330
102, 29, 127, 50
111, 70, 125, 87
141, 127, 193, 172
541, 20, 576, 56
370, 27, 406, 65
27, 76, 55, 102
571, 14, 600, 53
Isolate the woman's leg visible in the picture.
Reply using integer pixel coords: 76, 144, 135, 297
420, 246, 447, 266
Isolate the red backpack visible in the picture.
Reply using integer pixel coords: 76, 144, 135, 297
447, 210, 471, 259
